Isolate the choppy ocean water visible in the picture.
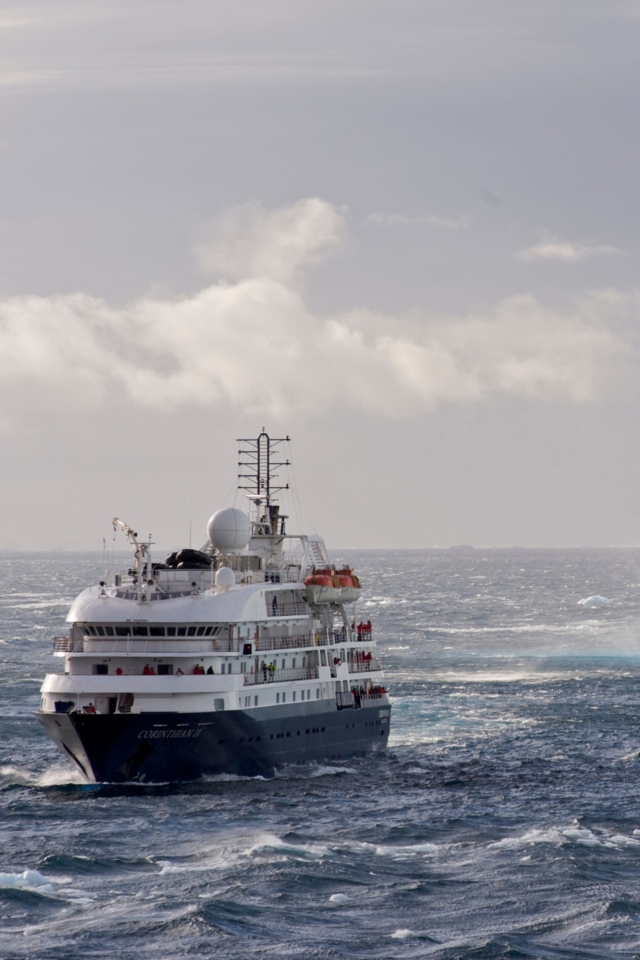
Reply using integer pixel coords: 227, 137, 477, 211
3, 548, 640, 958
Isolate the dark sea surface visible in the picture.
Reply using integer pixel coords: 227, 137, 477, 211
2, 548, 640, 959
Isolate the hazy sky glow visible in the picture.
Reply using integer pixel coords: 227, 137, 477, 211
2, 0, 640, 549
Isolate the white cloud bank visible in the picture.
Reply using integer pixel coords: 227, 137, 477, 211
0, 199, 630, 425
518, 235, 618, 262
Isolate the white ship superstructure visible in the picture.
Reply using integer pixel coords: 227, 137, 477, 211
37, 432, 390, 782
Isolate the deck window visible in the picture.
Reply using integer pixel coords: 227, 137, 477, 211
104, 626, 114, 637
196, 627, 205, 637
149, 627, 164, 637
187, 627, 196, 637
167, 627, 176, 637
116, 627, 129, 637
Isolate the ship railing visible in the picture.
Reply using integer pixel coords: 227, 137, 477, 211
333, 629, 374, 644
267, 602, 309, 618
244, 666, 319, 686
255, 633, 314, 652
52, 636, 83, 653
359, 693, 387, 707
347, 659, 383, 674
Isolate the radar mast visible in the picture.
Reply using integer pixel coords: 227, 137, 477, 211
237, 430, 290, 536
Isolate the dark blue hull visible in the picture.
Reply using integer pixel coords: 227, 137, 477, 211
36, 699, 391, 783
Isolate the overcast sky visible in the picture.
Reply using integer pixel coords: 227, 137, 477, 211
1, 0, 640, 550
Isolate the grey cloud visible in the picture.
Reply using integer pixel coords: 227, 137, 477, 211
518, 237, 619, 263
0, 200, 629, 427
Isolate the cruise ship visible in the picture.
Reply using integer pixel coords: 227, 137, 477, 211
37, 432, 391, 782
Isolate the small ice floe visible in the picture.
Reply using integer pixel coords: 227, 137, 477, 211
578, 595, 612, 606
0, 869, 55, 895
329, 893, 350, 903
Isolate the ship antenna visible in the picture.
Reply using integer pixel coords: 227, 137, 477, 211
236, 430, 290, 535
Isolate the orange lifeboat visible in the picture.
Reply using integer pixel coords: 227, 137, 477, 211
304, 573, 334, 587
335, 568, 354, 588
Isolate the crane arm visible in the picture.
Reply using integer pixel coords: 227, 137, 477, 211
112, 518, 139, 549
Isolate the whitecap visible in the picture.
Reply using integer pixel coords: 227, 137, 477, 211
274, 763, 355, 779
391, 929, 413, 939
362, 840, 439, 857
0, 869, 55, 896
243, 834, 330, 860
608, 834, 640, 847
308, 765, 355, 777
329, 893, 349, 902
489, 825, 602, 850
578, 595, 612, 606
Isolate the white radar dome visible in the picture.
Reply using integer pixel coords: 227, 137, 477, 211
207, 508, 251, 552
215, 566, 236, 589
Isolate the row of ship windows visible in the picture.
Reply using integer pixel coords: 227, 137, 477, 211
240, 689, 318, 707
216, 728, 326, 744
219, 725, 386, 745
83, 625, 223, 638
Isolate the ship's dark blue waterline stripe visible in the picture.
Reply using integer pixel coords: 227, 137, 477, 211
37, 701, 391, 782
